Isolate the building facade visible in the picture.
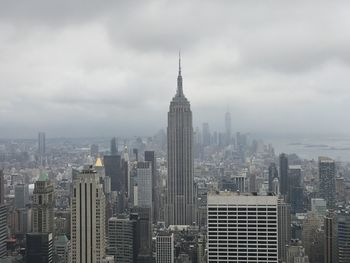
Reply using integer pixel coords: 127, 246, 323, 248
71, 166, 106, 263
32, 173, 54, 233
319, 157, 336, 209
166, 57, 195, 226
207, 192, 279, 262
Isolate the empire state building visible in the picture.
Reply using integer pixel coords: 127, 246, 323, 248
166, 57, 195, 226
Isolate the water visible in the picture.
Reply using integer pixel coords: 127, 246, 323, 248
261, 134, 350, 162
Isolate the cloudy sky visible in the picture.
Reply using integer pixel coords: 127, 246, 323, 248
1, 1, 350, 138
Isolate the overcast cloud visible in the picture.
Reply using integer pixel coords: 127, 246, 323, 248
1, 0, 350, 138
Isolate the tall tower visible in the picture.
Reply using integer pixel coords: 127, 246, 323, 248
225, 111, 231, 146
38, 132, 46, 165
32, 173, 54, 233
166, 56, 194, 226
71, 166, 106, 263
279, 153, 289, 196
319, 156, 336, 209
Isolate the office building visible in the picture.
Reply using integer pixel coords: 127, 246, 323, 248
104, 155, 125, 192
202, 122, 211, 146
268, 163, 278, 193
319, 157, 336, 209
110, 137, 118, 155
311, 198, 327, 218
144, 150, 159, 223
26, 232, 53, 263
324, 211, 337, 263
54, 235, 70, 263
278, 198, 291, 262
279, 153, 288, 196
156, 232, 174, 263
0, 170, 4, 205
166, 57, 195, 226
288, 165, 303, 214
131, 207, 152, 258
90, 144, 99, 158
71, 166, 106, 263
0, 171, 6, 258
337, 210, 350, 263
14, 184, 29, 209
108, 216, 138, 263
0, 204, 7, 258
225, 111, 232, 146
137, 161, 152, 209
207, 192, 278, 262
32, 173, 54, 233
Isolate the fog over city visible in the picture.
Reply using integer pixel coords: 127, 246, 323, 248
1, 0, 350, 137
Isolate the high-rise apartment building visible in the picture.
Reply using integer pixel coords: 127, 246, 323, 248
207, 192, 279, 262
32, 173, 54, 233
166, 57, 194, 226
319, 156, 336, 209
156, 232, 174, 263
71, 166, 106, 263
279, 153, 288, 196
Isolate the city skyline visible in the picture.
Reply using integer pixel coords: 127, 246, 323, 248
1, 1, 350, 137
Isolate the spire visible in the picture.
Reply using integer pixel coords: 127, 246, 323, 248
177, 51, 183, 96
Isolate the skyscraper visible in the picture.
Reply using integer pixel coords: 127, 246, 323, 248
38, 132, 46, 166
278, 198, 291, 262
110, 137, 118, 155
32, 173, 54, 233
38, 132, 46, 156
288, 165, 304, 214
0, 170, 6, 259
337, 210, 350, 262
136, 161, 152, 210
144, 151, 159, 223
107, 216, 138, 263
279, 153, 289, 196
268, 163, 278, 193
156, 232, 174, 263
0, 170, 4, 205
207, 192, 279, 262
202, 122, 211, 146
319, 156, 336, 209
26, 232, 53, 263
324, 211, 337, 263
225, 111, 231, 146
166, 56, 194, 226
71, 166, 106, 263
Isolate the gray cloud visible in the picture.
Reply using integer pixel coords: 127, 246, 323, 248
0, 0, 350, 138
